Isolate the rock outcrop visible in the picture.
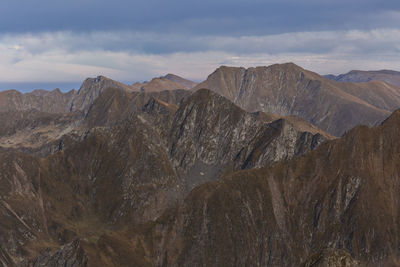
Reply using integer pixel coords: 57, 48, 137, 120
69, 76, 134, 114
170, 89, 329, 191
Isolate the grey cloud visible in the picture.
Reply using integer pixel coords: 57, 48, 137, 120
1, 29, 400, 85
0, 0, 399, 37
3, 29, 400, 57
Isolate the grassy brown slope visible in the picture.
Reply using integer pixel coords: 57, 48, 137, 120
154, 109, 400, 266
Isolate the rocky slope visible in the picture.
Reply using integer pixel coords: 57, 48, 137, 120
0, 86, 331, 266
16, 103, 398, 266
3, 66, 400, 266
194, 63, 400, 136
325, 69, 400, 87
146, 107, 400, 266
69, 76, 135, 114
0, 77, 190, 156
169, 89, 330, 191
0, 109, 83, 156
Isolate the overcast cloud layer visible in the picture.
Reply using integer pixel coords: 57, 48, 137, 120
0, 0, 400, 91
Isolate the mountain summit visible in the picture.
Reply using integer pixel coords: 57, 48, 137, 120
194, 63, 400, 136
132, 74, 196, 92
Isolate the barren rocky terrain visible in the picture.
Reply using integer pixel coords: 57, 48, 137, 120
1, 65, 400, 266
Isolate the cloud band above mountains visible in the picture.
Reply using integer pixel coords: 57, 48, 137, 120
1, 29, 400, 86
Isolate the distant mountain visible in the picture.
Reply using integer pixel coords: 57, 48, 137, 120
164, 73, 198, 89
0, 88, 76, 113
325, 69, 400, 87
0, 74, 193, 115
132, 74, 196, 92
2, 65, 400, 266
69, 75, 135, 113
194, 63, 400, 136
0, 76, 135, 114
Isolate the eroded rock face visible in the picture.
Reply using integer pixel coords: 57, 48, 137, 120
69, 76, 135, 114
169, 89, 329, 191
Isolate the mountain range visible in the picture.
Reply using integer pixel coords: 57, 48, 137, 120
0, 63, 400, 266
195, 63, 400, 136
325, 69, 400, 87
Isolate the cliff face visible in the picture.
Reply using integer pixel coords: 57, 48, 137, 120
69, 76, 135, 114
194, 63, 400, 136
169, 89, 328, 191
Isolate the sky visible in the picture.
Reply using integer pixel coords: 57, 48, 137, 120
0, 0, 400, 91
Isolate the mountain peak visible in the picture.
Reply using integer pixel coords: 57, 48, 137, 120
71, 76, 134, 113
162, 73, 198, 89
132, 74, 196, 92
194, 63, 400, 136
